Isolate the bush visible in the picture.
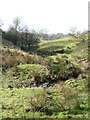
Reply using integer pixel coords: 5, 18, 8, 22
47, 57, 80, 82
2, 48, 52, 72
16, 64, 49, 85
42, 84, 79, 115
2, 47, 53, 70
2, 55, 18, 70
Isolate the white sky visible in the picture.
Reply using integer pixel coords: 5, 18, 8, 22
0, 0, 89, 34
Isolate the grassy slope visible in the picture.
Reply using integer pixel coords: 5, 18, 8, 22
1, 36, 89, 119
39, 37, 75, 51
39, 36, 88, 62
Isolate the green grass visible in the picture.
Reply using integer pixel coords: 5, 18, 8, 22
38, 37, 76, 52
38, 35, 88, 59
1, 76, 89, 119
1, 88, 46, 118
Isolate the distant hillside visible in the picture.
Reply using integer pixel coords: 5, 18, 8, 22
37, 35, 88, 59
2, 32, 88, 61
2, 38, 19, 49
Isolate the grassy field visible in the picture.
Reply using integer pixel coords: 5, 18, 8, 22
1, 33, 89, 119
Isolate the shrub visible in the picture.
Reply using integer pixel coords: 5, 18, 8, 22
47, 57, 80, 82
42, 84, 79, 115
2, 47, 53, 70
21, 54, 53, 67
2, 55, 18, 70
16, 64, 49, 84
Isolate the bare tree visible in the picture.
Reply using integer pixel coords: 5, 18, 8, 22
13, 17, 21, 31
69, 27, 88, 42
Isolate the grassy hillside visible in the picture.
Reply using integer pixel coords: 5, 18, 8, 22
37, 36, 88, 62
1, 34, 89, 119
2, 38, 19, 49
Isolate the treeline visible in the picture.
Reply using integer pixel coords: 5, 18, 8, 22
2, 17, 40, 51
35, 31, 66, 40
2, 17, 66, 51
2, 29, 39, 50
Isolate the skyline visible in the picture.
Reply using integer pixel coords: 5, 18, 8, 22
0, 0, 89, 34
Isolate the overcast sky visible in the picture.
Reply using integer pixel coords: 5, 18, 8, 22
0, 0, 89, 34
